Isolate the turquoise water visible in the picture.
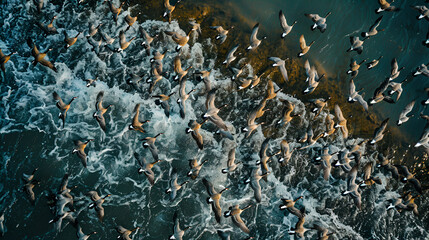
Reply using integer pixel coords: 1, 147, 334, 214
0, 0, 428, 239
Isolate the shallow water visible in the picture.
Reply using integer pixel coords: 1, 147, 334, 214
0, 0, 428, 239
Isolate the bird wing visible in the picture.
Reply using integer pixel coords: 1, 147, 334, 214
349, 79, 356, 96
278, 63, 288, 82
209, 115, 228, 131
259, 138, 270, 159
174, 56, 182, 74
279, 10, 288, 29
299, 35, 307, 50
334, 104, 345, 121
202, 178, 216, 196
53, 92, 66, 109
250, 23, 260, 42
227, 44, 239, 59
391, 58, 398, 75
95, 91, 104, 111
370, 15, 383, 31
191, 130, 204, 150
232, 213, 250, 233
119, 31, 126, 46
227, 148, 236, 166
205, 88, 217, 110
304, 60, 311, 77
305, 13, 321, 22
355, 94, 368, 111
399, 100, 415, 118
87, 191, 101, 201
133, 152, 145, 167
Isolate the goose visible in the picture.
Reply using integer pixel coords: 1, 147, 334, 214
23, 168, 39, 205
341, 163, 362, 209
105, 0, 125, 22
370, 118, 389, 144
139, 27, 158, 55
64, 31, 82, 49
222, 148, 241, 174
257, 138, 279, 181
278, 140, 295, 166
237, 77, 252, 92
395, 165, 423, 193
224, 205, 252, 234
242, 108, 264, 138
100, 30, 115, 45
134, 152, 160, 185
177, 78, 195, 119
166, 170, 189, 200
93, 91, 112, 132
140, 133, 163, 161
279, 196, 304, 218
347, 36, 365, 54
309, 97, 330, 119
347, 59, 366, 78
124, 13, 140, 31
36, 16, 58, 36
348, 79, 368, 111
265, 79, 282, 100
369, 78, 395, 105
164, 29, 195, 51
202, 88, 229, 131
246, 23, 266, 51
388, 77, 406, 101
254, 98, 269, 119
249, 73, 263, 89
147, 67, 164, 93
389, 58, 404, 81
76, 223, 96, 240
305, 12, 331, 33
152, 92, 175, 117
87, 191, 111, 222
324, 114, 336, 137
117, 30, 136, 52
229, 66, 245, 81
126, 73, 144, 91
415, 114, 429, 147
386, 197, 408, 213
334, 104, 349, 139
202, 178, 228, 223
186, 119, 207, 150
211, 25, 233, 44
173, 56, 192, 81
34, 0, 43, 12
279, 10, 297, 38
245, 168, 268, 202
84, 77, 98, 87
401, 193, 420, 215
164, 0, 181, 23
412, 5, 429, 21
194, 70, 212, 93
0, 49, 16, 75
303, 61, 324, 94
366, 56, 383, 69
315, 147, 336, 181
49, 210, 77, 231
187, 159, 207, 180
376, 0, 399, 13
129, 104, 149, 132
288, 215, 309, 238
413, 63, 429, 78
361, 16, 384, 38
312, 224, 335, 240
169, 211, 190, 240
86, 23, 102, 38
87, 36, 103, 55
298, 34, 314, 57
277, 100, 300, 126
397, 100, 415, 126
53, 92, 76, 127
27, 38, 57, 72
150, 49, 168, 64
348, 139, 368, 153
424, 29, 429, 47
297, 126, 324, 150
422, 87, 429, 105
223, 44, 240, 67
268, 57, 289, 82
359, 162, 382, 187
57, 173, 76, 204
72, 139, 94, 168
376, 153, 399, 179
116, 225, 139, 240
188, 18, 201, 35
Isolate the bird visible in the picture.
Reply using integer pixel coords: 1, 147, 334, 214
87, 36, 103, 55
64, 31, 82, 49
72, 139, 94, 168
279, 10, 297, 38
277, 100, 300, 126
334, 104, 348, 139
279, 196, 304, 218
305, 12, 331, 33
152, 92, 175, 117
124, 13, 140, 31
265, 79, 282, 100
288, 215, 309, 238
237, 76, 252, 91
245, 168, 268, 202
370, 118, 389, 144
246, 23, 266, 51
105, 0, 125, 22
413, 63, 429, 78
297, 126, 324, 150
375, 0, 399, 13
188, 18, 201, 35
347, 59, 366, 78
139, 27, 158, 55
223, 44, 240, 67
422, 88, 429, 105
389, 58, 405, 81
194, 70, 212, 93
303, 60, 324, 94
76, 223, 96, 240
36, 16, 58, 36
376, 153, 399, 179
312, 224, 335, 240
250, 73, 263, 89
313, 146, 335, 180
87, 191, 111, 222
186, 119, 207, 149
177, 78, 195, 119
347, 36, 365, 54
100, 30, 115, 46
411, 5, 429, 21
166, 169, 189, 201
117, 30, 136, 52
134, 152, 161, 186
268, 57, 289, 82
27, 38, 57, 72
415, 114, 429, 147
49, 210, 77, 231
93, 91, 112, 132
395, 165, 423, 194
164, 29, 195, 51
229, 66, 245, 81
169, 211, 190, 240
341, 163, 362, 209
368, 78, 395, 105
361, 16, 384, 38
224, 205, 252, 234
150, 49, 168, 64
129, 104, 149, 133
298, 34, 315, 57
53, 92, 76, 127
0, 209, 5, 237
84, 77, 98, 87
324, 114, 336, 137
202, 178, 228, 223
147, 67, 164, 93
423, 29, 429, 47
242, 107, 264, 138
210, 25, 233, 44
348, 79, 368, 111
388, 78, 406, 101
57, 173, 76, 205
23, 168, 39, 205
202, 88, 229, 131
163, 0, 181, 23
397, 100, 415, 126
86, 23, 102, 38
334, 149, 355, 172
141, 133, 163, 162
359, 162, 382, 187
366, 56, 383, 69
222, 148, 241, 174
116, 225, 139, 240
173, 56, 192, 81
278, 140, 295, 166
257, 138, 279, 181
0, 49, 15, 76
309, 97, 330, 119
187, 159, 208, 180
34, 0, 43, 12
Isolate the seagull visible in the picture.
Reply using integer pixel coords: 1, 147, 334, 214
309, 97, 330, 119
360, 162, 382, 187
36, 16, 58, 36
76, 222, 96, 240
277, 100, 300, 126
173, 56, 192, 81
279, 10, 297, 38
0, 48, 15, 76
395, 165, 423, 193
117, 30, 136, 52
242, 107, 264, 138
152, 92, 175, 117
86, 23, 102, 38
